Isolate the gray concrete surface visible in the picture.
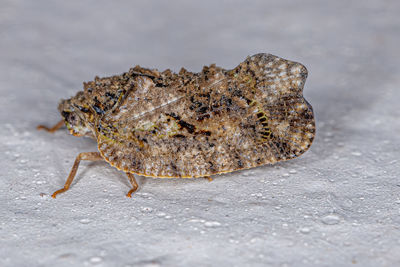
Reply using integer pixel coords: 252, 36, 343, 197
1, 0, 399, 266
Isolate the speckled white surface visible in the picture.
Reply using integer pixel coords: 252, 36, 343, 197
1, 1, 400, 266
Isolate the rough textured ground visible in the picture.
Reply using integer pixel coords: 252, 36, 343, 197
1, 1, 399, 266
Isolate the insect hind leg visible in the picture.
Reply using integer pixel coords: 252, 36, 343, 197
126, 172, 139, 198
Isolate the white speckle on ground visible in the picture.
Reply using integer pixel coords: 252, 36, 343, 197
1, 0, 400, 266
320, 214, 341, 225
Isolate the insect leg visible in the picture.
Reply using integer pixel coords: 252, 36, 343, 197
204, 176, 213, 182
37, 120, 65, 133
126, 173, 139, 198
52, 152, 103, 198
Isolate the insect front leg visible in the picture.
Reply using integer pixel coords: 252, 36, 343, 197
126, 172, 139, 198
52, 152, 103, 198
37, 120, 65, 133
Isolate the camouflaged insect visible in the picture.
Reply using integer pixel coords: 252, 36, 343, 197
38, 53, 315, 198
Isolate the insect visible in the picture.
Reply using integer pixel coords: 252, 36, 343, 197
38, 53, 315, 198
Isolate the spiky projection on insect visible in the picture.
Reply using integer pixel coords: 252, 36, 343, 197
38, 53, 315, 198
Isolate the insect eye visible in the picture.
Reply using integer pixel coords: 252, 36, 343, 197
61, 110, 77, 123
61, 111, 70, 120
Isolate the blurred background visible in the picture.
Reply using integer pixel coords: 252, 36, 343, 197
1, 0, 399, 266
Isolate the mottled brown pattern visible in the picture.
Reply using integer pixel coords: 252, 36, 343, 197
58, 53, 315, 178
